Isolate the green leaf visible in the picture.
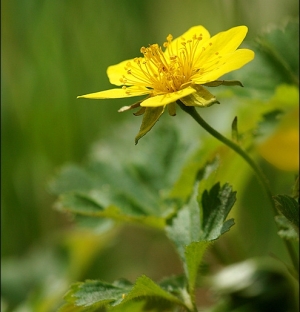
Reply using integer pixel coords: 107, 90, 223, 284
59, 276, 188, 312
274, 195, 299, 230
184, 241, 210, 294
255, 20, 299, 85
275, 215, 299, 241
56, 192, 165, 228
180, 85, 220, 107
200, 183, 236, 241
166, 171, 236, 294
59, 279, 132, 312
50, 121, 199, 229
121, 275, 184, 307
135, 106, 165, 144
231, 116, 239, 143
254, 109, 284, 142
109, 301, 146, 312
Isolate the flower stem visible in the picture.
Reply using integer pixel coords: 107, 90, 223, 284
177, 101, 299, 275
177, 100, 275, 211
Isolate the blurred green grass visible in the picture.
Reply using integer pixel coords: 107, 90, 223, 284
1, 0, 298, 258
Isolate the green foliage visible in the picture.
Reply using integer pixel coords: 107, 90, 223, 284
200, 183, 236, 241
274, 183, 299, 242
274, 195, 299, 230
255, 20, 299, 85
59, 276, 188, 312
50, 20, 299, 312
49, 126, 238, 310
49, 123, 199, 229
135, 107, 165, 144
2, 7, 299, 312
167, 179, 236, 296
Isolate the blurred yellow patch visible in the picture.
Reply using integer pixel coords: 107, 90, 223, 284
257, 107, 299, 171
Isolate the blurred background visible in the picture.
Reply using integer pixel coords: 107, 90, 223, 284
1, 0, 299, 310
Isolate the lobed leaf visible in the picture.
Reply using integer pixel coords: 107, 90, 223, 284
166, 162, 237, 294
200, 183, 236, 241
59, 276, 188, 311
49, 122, 198, 229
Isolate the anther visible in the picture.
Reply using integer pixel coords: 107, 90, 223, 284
167, 34, 173, 42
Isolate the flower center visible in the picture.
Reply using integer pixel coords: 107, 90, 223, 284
120, 33, 205, 95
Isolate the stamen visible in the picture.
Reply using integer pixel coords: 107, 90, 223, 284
119, 31, 209, 94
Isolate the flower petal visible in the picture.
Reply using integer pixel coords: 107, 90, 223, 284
107, 59, 142, 86
165, 25, 210, 57
195, 26, 249, 67
211, 25, 248, 52
77, 86, 150, 99
140, 87, 196, 107
193, 49, 255, 83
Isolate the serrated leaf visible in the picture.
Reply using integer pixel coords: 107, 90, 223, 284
274, 195, 299, 229
275, 215, 299, 241
50, 121, 198, 229
56, 192, 165, 228
59, 276, 188, 312
121, 275, 184, 307
167, 173, 236, 294
200, 183, 236, 241
58, 279, 132, 312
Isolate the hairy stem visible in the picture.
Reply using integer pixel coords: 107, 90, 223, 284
177, 100, 299, 276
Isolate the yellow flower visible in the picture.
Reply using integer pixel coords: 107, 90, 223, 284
78, 25, 254, 143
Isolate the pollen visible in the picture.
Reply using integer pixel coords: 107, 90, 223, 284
120, 33, 206, 94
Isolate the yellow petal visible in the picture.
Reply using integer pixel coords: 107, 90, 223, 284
195, 26, 249, 66
214, 25, 249, 52
106, 59, 141, 86
77, 86, 150, 99
140, 87, 196, 107
193, 49, 255, 83
165, 25, 210, 57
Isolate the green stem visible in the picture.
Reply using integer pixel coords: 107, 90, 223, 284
178, 101, 275, 213
177, 101, 299, 275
